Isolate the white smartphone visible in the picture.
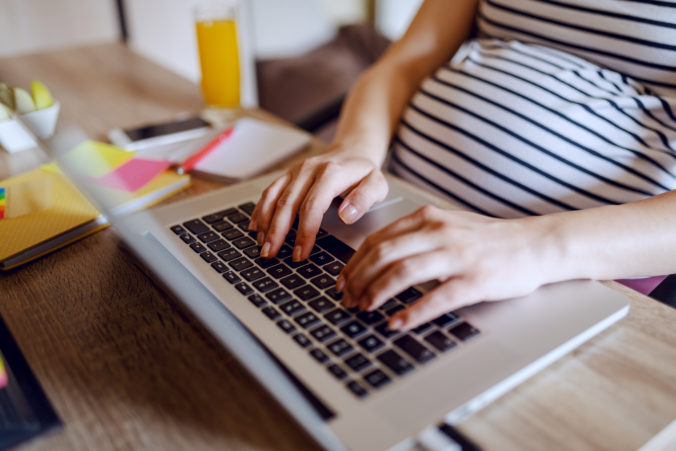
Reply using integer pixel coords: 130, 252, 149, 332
108, 116, 212, 151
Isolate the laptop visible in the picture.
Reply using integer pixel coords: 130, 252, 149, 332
51, 128, 629, 450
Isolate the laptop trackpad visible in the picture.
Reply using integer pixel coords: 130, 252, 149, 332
321, 197, 422, 251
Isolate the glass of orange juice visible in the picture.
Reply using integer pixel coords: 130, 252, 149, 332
194, 0, 241, 109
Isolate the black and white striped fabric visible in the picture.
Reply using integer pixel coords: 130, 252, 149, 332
390, 0, 676, 218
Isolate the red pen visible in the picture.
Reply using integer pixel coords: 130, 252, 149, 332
177, 126, 234, 174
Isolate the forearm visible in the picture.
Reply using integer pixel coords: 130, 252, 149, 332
538, 190, 676, 282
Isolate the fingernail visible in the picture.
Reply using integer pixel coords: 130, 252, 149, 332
249, 218, 257, 232
389, 317, 403, 330
292, 245, 302, 262
339, 202, 359, 224
335, 275, 344, 291
261, 242, 271, 258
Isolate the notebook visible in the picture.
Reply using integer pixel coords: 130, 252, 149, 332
191, 117, 311, 183
0, 142, 191, 270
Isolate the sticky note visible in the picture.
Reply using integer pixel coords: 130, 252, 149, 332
62, 141, 134, 177
0, 179, 53, 219
89, 158, 171, 192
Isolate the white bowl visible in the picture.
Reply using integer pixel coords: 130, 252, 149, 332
0, 102, 60, 153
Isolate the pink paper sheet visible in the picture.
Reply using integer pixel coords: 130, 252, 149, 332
90, 158, 171, 192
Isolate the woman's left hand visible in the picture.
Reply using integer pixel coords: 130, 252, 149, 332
337, 205, 561, 331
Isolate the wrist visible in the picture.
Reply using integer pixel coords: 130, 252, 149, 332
328, 134, 388, 167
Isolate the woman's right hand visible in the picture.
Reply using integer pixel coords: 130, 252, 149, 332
249, 146, 388, 261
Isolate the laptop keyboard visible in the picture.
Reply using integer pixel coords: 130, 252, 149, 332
170, 202, 481, 399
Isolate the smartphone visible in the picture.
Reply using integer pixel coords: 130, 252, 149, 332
108, 116, 212, 150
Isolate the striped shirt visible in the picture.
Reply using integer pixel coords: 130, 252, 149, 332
390, 0, 676, 218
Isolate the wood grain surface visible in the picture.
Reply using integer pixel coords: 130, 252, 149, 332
1, 43, 675, 451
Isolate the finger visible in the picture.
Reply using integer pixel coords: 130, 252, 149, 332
339, 205, 436, 284
389, 278, 481, 331
354, 249, 454, 311
344, 233, 448, 307
337, 170, 388, 225
251, 173, 290, 243
294, 162, 368, 261
262, 170, 317, 257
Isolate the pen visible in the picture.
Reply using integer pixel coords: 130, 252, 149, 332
177, 126, 234, 174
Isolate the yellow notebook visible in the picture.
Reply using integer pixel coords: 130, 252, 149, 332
0, 147, 191, 270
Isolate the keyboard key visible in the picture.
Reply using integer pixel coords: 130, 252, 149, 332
310, 274, 334, 289
293, 333, 311, 348
266, 288, 292, 304
325, 308, 351, 326
170, 225, 186, 234
284, 230, 297, 246
327, 364, 347, 380
211, 261, 228, 273
233, 237, 255, 249
308, 296, 333, 313
412, 322, 433, 335
424, 331, 457, 352
295, 311, 321, 329
267, 264, 292, 279
340, 321, 367, 339
374, 322, 400, 339
310, 251, 334, 266
180, 233, 196, 244
222, 271, 241, 284
212, 221, 233, 232
197, 231, 220, 243
207, 239, 230, 252
385, 305, 405, 317
432, 312, 460, 328
244, 246, 261, 259
229, 257, 253, 271
227, 212, 248, 224
297, 264, 322, 279
344, 353, 372, 372
309, 324, 336, 342
277, 319, 296, 334
356, 311, 385, 325
279, 299, 305, 317
357, 335, 384, 353
394, 335, 435, 364
218, 248, 240, 261
377, 349, 414, 376
235, 282, 253, 296
317, 235, 355, 263
200, 251, 218, 263
256, 257, 280, 268
237, 219, 250, 230
262, 306, 280, 320
190, 242, 207, 253
277, 245, 293, 259
346, 380, 368, 398
284, 257, 308, 269
324, 288, 343, 301
309, 348, 329, 363
252, 277, 278, 293
183, 219, 209, 234
248, 294, 267, 307
364, 369, 391, 389
379, 299, 400, 311
449, 322, 480, 341
239, 202, 256, 215
294, 285, 320, 301
202, 213, 225, 224
323, 261, 344, 276
310, 245, 322, 255
222, 228, 243, 240
316, 228, 328, 238
327, 338, 353, 357
241, 267, 265, 282
396, 287, 422, 304
280, 274, 304, 289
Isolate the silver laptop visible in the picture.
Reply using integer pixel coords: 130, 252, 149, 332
52, 131, 629, 450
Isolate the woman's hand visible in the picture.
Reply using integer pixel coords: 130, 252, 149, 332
249, 147, 389, 261
337, 205, 561, 331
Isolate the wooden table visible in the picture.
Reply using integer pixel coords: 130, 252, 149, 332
1, 43, 675, 451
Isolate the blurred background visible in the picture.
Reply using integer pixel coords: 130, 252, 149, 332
0, 0, 423, 140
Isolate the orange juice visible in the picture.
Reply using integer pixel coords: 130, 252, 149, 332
195, 18, 240, 108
